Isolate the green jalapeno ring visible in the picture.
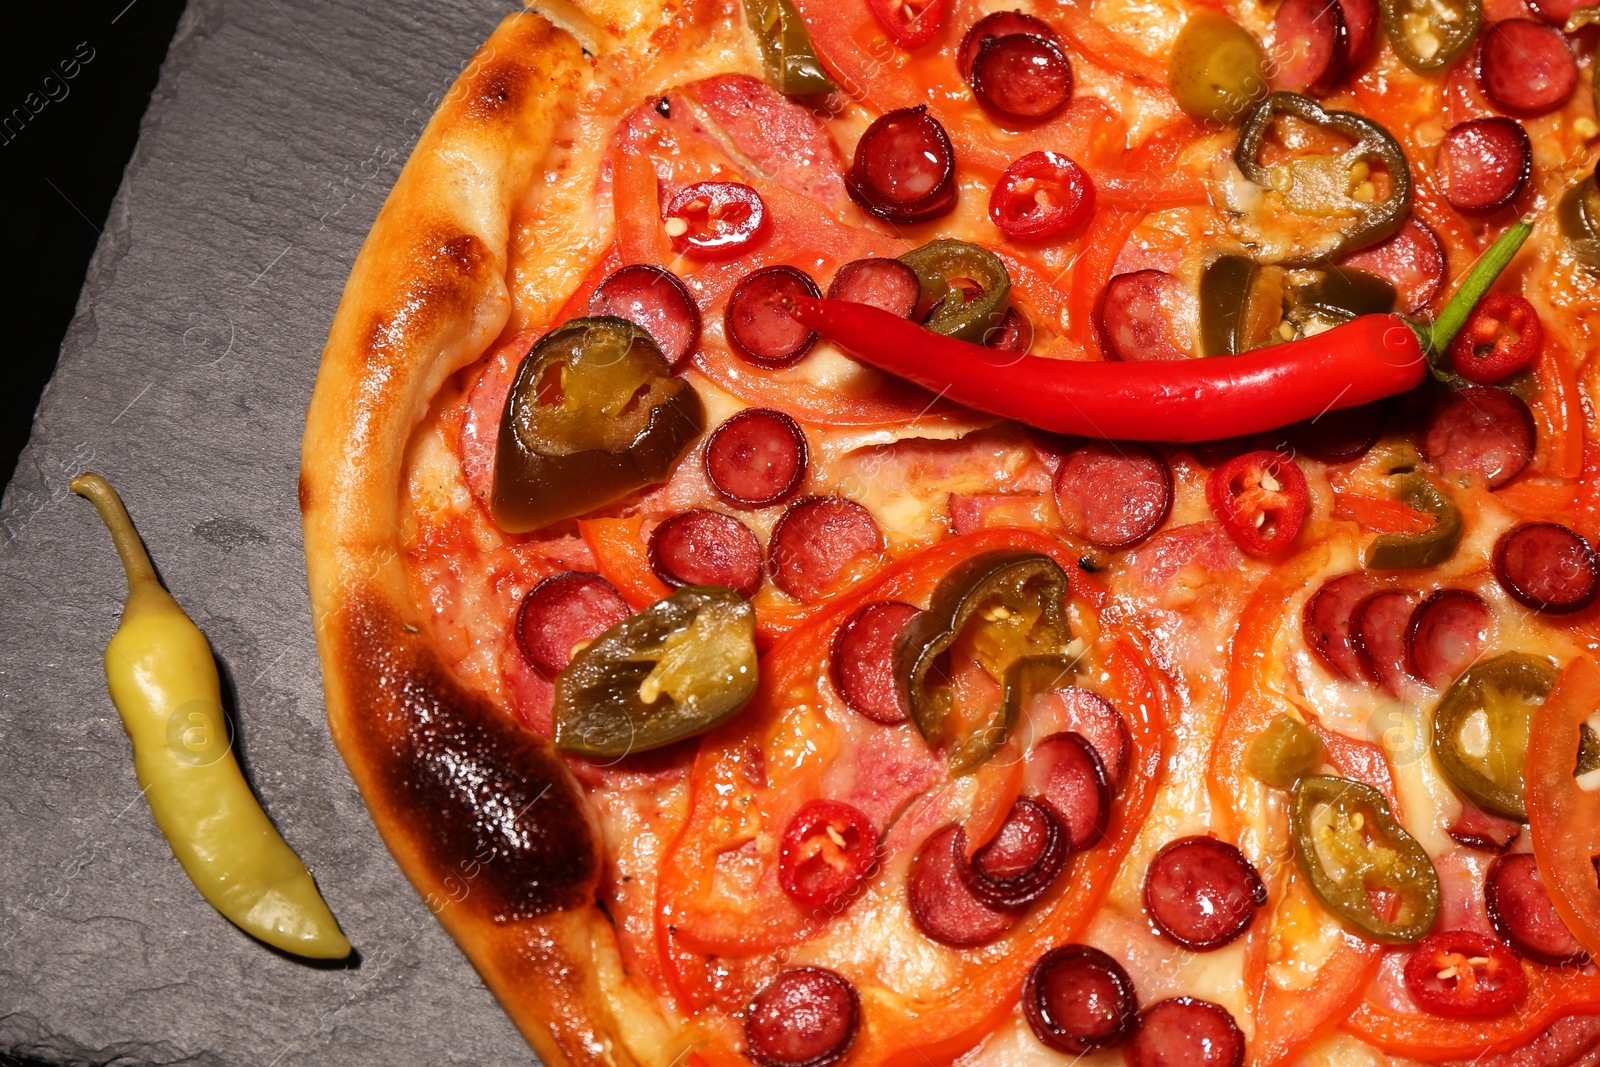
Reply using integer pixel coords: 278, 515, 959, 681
1559, 176, 1600, 271
895, 551, 1071, 774
1432, 652, 1558, 820
898, 240, 1013, 343
1380, 0, 1483, 72
492, 316, 705, 534
1363, 474, 1462, 570
1200, 255, 1398, 355
1292, 775, 1441, 943
1233, 92, 1413, 267
554, 585, 758, 756
744, 0, 836, 96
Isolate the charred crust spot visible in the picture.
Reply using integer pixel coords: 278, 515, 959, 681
654, 97, 671, 118
466, 60, 527, 119
298, 471, 314, 514
337, 588, 599, 920
437, 233, 487, 277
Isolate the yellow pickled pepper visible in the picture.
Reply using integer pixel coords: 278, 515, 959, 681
73, 472, 351, 959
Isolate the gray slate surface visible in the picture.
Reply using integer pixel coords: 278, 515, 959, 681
0, 0, 542, 1062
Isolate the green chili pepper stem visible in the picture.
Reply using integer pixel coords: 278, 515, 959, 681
72, 473, 162, 595
1428, 221, 1533, 354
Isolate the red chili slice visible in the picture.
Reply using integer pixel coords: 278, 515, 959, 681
745, 967, 861, 1067
960, 797, 1069, 909
845, 105, 958, 225
826, 258, 921, 318
1205, 451, 1308, 557
866, 0, 944, 50
588, 264, 702, 370
1273, 0, 1348, 94
1097, 271, 1190, 362
1284, 403, 1384, 462
1448, 802, 1522, 852
985, 307, 1033, 353
649, 509, 764, 599
830, 601, 921, 724
1486, 852, 1591, 966
1022, 945, 1140, 1054
769, 496, 884, 602
1031, 689, 1132, 788
1477, 19, 1578, 118
1437, 118, 1532, 215
1421, 386, 1535, 489
1143, 836, 1266, 951
726, 265, 822, 369
1402, 930, 1527, 1018
662, 180, 768, 260
1024, 732, 1112, 850
1340, 219, 1447, 314
990, 151, 1095, 241
959, 11, 1062, 78
778, 800, 880, 911
1407, 589, 1490, 689
1336, 0, 1380, 70
515, 571, 631, 678
1449, 292, 1543, 385
1354, 590, 1420, 695
908, 824, 1019, 947
1493, 522, 1600, 615
703, 407, 809, 509
1129, 998, 1246, 1067
970, 34, 1074, 123
1053, 442, 1174, 549
1304, 572, 1379, 681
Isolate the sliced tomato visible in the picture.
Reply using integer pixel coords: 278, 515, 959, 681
1527, 656, 1600, 960
1402, 930, 1526, 1018
1206, 451, 1309, 556
779, 800, 880, 909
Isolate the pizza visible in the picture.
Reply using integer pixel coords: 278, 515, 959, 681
299, 0, 1600, 1063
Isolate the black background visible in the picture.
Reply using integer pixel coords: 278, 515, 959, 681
0, 0, 187, 492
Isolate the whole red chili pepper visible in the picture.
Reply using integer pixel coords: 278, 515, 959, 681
790, 224, 1530, 443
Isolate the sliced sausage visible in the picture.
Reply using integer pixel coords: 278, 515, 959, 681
1130, 998, 1246, 1067
1022, 945, 1140, 1054
1340, 219, 1447, 313
846, 105, 958, 225
726, 265, 821, 368
1027, 688, 1131, 788
1477, 19, 1578, 118
1408, 589, 1490, 688
985, 307, 1033, 353
1421, 386, 1535, 489
703, 408, 808, 510
1054, 442, 1173, 549
970, 33, 1073, 122
1437, 118, 1532, 214
962, 797, 1069, 909
1337, 0, 1380, 70
1284, 403, 1384, 462
745, 967, 861, 1067
515, 571, 632, 678
827, 258, 921, 318
830, 601, 921, 724
1273, 0, 1347, 94
649, 509, 764, 598
1486, 853, 1589, 966
908, 824, 1019, 947
769, 496, 884, 602
959, 11, 1062, 78
589, 264, 701, 369
1143, 836, 1266, 951
1494, 522, 1600, 614
1354, 590, 1420, 695
1304, 572, 1379, 681
1024, 732, 1112, 850
1098, 271, 1191, 362
1448, 802, 1521, 851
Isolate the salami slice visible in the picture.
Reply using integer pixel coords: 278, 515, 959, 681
1354, 590, 1420, 695
1273, 0, 1347, 93
830, 601, 921, 724
1437, 118, 1532, 214
984, 307, 1033, 353
649, 509, 764, 598
961, 797, 1069, 908
845, 106, 958, 225
959, 11, 1062, 78
588, 264, 701, 369
908, 824, 1019, 947
1024, 732, 1112, 850
703, 408, 809, 510
1284, 403, 1384, 462
726, 265, 822, 369
745, 967, 861, 1067
1143, 836, 1266, 950
1486, 853, 1590, 966
1027, 688, 1132, 787
1098, 271, 1192, 362
1477, 19, 1578, 118
1022, 945, 1140, 1054
515, 571, 631, 678
1130, 998, 1246, 1067
1408, 589, 1490, 688
769, 496, 884, 602
1340, 219, 1446, 314
1304, 572, 1379, 681
1053, 442, 1174, 549
827, 258, 921, 318
1493, 522, 1600, 614
970, 34, 1073, 122
1421, 386, 1535, 489
1336, 0, 1380, 70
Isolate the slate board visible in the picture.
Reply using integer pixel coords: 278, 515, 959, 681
0, 0, 543, 1062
